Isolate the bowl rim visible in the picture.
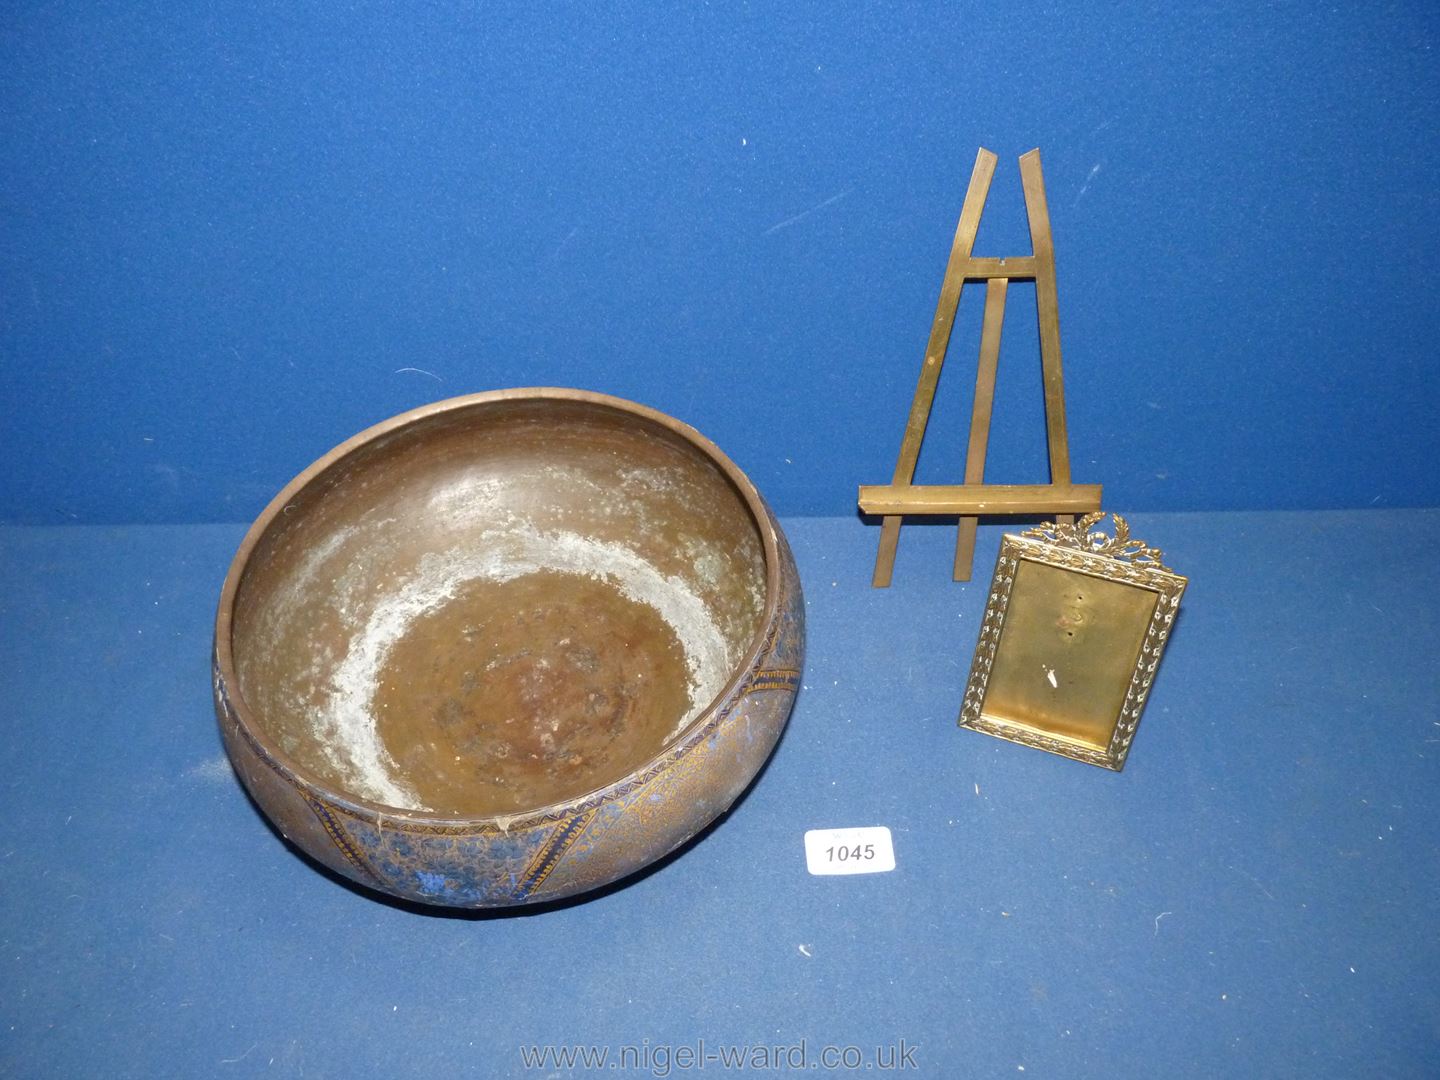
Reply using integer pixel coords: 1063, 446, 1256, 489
213, 387, 784, 829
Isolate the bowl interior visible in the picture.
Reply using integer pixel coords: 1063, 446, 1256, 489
228, 396, 768, 817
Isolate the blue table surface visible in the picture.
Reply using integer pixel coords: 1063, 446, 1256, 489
2, 510, 1437, 1079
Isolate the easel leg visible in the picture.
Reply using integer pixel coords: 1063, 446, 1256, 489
871, 149, 997, 588
954, 278, 1009, 581
1019, 149, 1075, 529
873, 517, 903, 588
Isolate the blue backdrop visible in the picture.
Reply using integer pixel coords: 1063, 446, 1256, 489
2, 2, 1437, 524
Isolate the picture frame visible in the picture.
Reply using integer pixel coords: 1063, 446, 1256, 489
959, 514, 1187, 770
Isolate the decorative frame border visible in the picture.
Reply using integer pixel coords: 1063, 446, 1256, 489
958, 514, 1187, 771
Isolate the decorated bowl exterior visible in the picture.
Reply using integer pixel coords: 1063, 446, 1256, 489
212, 391, 803, 908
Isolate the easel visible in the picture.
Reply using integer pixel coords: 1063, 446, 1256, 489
859, 147, 1101, 585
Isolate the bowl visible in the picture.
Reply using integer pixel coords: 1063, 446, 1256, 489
213, 388, 804, 907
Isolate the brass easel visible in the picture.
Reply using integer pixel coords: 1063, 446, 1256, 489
859, 147, 1101, 585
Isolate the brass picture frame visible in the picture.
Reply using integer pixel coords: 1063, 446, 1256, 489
959, 514, 1187, 770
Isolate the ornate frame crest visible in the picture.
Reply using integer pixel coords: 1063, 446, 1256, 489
959, 514, 1187, 770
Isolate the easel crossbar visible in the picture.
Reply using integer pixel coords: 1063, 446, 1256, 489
859, 483, 1102, 516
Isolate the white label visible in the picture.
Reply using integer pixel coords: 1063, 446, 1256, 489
803, 826, 895, 876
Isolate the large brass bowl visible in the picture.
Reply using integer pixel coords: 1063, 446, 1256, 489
213, 389, 803, 907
